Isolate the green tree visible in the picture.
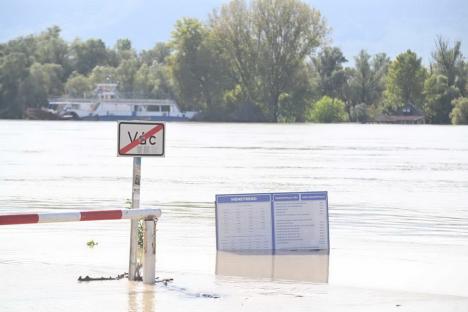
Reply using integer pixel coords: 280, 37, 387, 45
307, 96, 347, 122
170, 18, 232, 116
1, 36, 37, 64
65, 73, 92, 97
149, 63, 175, 99
88, 65, 117, 86
69, 39, 109, 75
35, 26, 68, 69
133, 64, 153, 97
16, 74, 49, 110
313, 47, 348, 100
133, 62, 174, 99
29, 62, 64, 96
423, 38, 467, 124
423, 74, 460, 124
211, 0, 328, 121
170, 18, 209, 110
116, 57, 139, 96
115, 38, 132, 52
140, 42, 171, 66
347, 50, 389, 108
278, 63, 318, 122
432, 37, 466, 95
114, 38, 137, 64
450, 97, 468, 124
0, 53, 30, 117
384, 50, 426, 111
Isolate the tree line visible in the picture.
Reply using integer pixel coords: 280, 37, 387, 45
0, 0, 467, 124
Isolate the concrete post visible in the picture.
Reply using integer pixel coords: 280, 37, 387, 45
143, 218, 157, 284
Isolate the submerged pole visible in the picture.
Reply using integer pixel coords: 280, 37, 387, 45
129, 157, 141, 281
143, 218, 157, 284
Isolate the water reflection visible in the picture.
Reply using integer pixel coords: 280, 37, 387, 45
128, 283, 156, 312
216, 250, 329, 283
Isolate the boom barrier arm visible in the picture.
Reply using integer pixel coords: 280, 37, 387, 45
0, 208, 161, 225
0, 208, 161, 285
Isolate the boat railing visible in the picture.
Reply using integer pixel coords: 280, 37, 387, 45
49, 97, 97, 104
49, 97, 177, 106
100, 99, 177, 106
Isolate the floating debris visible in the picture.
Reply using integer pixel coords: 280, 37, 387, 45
76, 274, 218, 299
86, 240, 98, 248
155, 277, 174, 286
197, 293, 220, 299
77, 273, 173, 285
78, 273, 127, 282
161, 283, 220, 299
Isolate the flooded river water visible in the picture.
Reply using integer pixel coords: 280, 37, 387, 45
1, 121, 467, 311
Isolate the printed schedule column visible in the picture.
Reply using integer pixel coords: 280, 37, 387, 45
216, 194, 273, 250
273, 192, 328, 250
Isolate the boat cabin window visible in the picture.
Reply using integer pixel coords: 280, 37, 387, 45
161, 105, 170, 112
146, 105, 161, 112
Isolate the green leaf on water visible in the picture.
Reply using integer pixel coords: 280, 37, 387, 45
87, 240, 98, 248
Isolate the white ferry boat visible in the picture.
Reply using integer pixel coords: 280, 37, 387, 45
48, 83, 198, 121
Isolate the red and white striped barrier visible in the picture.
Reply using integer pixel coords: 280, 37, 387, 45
0, 208, 161, 285
0, 208, 161, 226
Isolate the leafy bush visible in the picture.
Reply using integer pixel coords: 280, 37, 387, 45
307, 96, 348, 123
450, 97, 468, 125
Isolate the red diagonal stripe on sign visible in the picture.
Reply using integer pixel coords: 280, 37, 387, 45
119, 124, 163, 155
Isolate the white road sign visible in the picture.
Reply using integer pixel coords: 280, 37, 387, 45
118, 121, 165, 157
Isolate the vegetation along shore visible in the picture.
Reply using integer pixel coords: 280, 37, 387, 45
0, 0, 466, 124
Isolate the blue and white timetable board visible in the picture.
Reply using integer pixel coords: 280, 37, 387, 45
215, 192, 329, 251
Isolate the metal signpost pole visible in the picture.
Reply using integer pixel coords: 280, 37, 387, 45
129, 156, 141, 281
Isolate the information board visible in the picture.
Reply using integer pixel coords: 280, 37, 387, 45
215, 192, 329, 251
